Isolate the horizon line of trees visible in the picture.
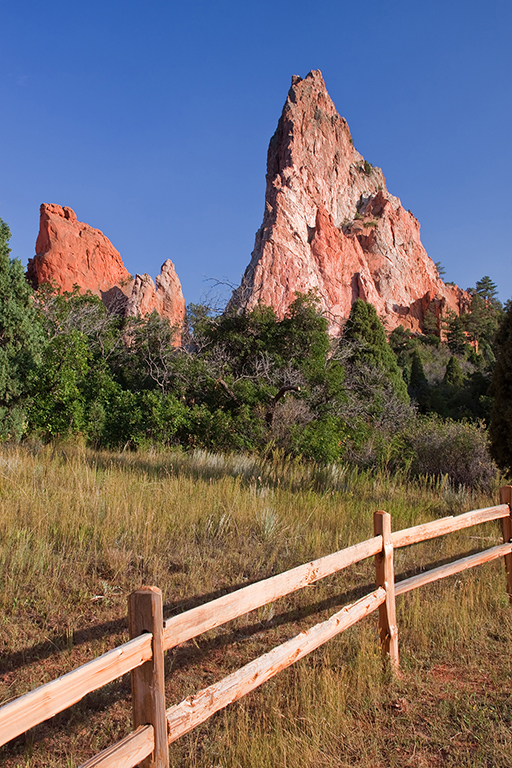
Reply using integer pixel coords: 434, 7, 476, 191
1, 215, 511, 489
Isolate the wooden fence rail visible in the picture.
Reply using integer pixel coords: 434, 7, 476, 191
1, 487, 511, 768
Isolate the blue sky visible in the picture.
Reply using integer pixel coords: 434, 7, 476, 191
1, 0, 511, 305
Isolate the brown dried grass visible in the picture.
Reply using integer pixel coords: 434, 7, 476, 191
0, 442, 511, 767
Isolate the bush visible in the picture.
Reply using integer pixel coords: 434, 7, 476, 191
407, 416, 497, 491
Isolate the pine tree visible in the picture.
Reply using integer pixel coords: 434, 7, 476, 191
444, 355, 465, 388
408, 349, 429, 411
0, 218, 43, 439
489, 304, 512, 471
444, 311, 468, 355
343, 299, 409, 402
475, 276, 500, 306
463, 277, 503, 351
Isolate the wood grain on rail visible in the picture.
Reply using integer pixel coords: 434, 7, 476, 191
162, 536, 382, 651
391, 505, 509, 549
79, 724, 154, 768
395, 542, 512, 596
0, 633, 153, 748
165, 587, 386, 742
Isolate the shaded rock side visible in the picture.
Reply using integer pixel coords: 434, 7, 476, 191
27, 204, 186, 328
230, 70, 468, 333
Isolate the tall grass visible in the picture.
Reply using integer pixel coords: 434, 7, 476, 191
0, 442, 511, 766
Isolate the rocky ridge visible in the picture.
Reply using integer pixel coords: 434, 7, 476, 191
230, 70, 468, 333
27, 204, 185, 328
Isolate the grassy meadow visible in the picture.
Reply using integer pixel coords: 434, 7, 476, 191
0, 442, 511, 767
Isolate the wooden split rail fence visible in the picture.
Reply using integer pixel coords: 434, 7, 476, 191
1, 487, 512, 767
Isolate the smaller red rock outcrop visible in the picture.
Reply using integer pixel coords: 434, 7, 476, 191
126, 260, 185, 327
27, 204, 186, 330
28, 204, 131, 296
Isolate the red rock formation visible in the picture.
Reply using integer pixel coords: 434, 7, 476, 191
126, 260, 185, 329
27, 204, 186, 329
27, 204, 131, 296
230, 71, 468, 333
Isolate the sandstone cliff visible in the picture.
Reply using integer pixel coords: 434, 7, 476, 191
230, 70, 468, 333
27, 204, 185, 328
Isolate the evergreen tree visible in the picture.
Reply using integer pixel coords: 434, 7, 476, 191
409, 349, 429, 409
444, 311, 468, 355
463, 277, 503, 353
475, 276, 500, 306
489, 304, 512, 471
343, 299, 409, 402
0, 218, 43, 439
422, 305, 440, 341
444, 355, 465, 388
389, 325, 416, 370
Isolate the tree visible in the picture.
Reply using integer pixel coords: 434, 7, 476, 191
463, 277, 503, 356
489, 304, 512, 471
409, 349, 429, 408
444, 355, 465, 388
444, 311, 468, 355
0, 218, 43, 439
389, 325, 416, 370
343, 299, 409, 403
29, 330, 91, 437
422, 305, 440, 342
475, 276, 500, 306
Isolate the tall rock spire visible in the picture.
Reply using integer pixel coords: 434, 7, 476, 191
230, 70, 467, 332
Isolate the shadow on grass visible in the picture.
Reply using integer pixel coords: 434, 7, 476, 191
83, 447, 364, 495
0, 546, 487, 763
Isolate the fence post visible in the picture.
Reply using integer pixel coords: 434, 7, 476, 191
499, 486, 512, 604
374, 511, 399, 669
128, 587, 169, 768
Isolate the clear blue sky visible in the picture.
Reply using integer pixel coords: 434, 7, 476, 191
1, 0, 511, 305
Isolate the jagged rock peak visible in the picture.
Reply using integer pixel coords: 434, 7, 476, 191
27, 204, 186, 329
230, 70, 468, 333
126, 259, 185, 327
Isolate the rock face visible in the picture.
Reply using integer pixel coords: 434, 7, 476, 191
125, 260, 186, 325
27, 204, 185, 329
230, 70, 468, 333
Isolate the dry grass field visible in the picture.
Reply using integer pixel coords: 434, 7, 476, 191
0, 442, 511, 767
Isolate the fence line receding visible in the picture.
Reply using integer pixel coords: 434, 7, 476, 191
0, 487, 511, 768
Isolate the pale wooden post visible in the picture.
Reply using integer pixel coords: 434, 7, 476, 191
374, 511, 399, 669
499, 486, 512, 603
128, 587, 169, 768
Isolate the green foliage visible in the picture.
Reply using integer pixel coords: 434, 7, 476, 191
422, 305, 440, 340
0, 218, 43, 440
410, 349, 427, 390
0, 245, 498, 490
292, 416, 346, 464
408, 349, 429, 409
29, 330, 91, 437
444, 355, 465, 388
444, 311, 469, 355
343, 299, 409, 403
462, 277, 503, 357
389, 325, 416, 372
475, 275, 500, 305
489, 304, 512, 472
